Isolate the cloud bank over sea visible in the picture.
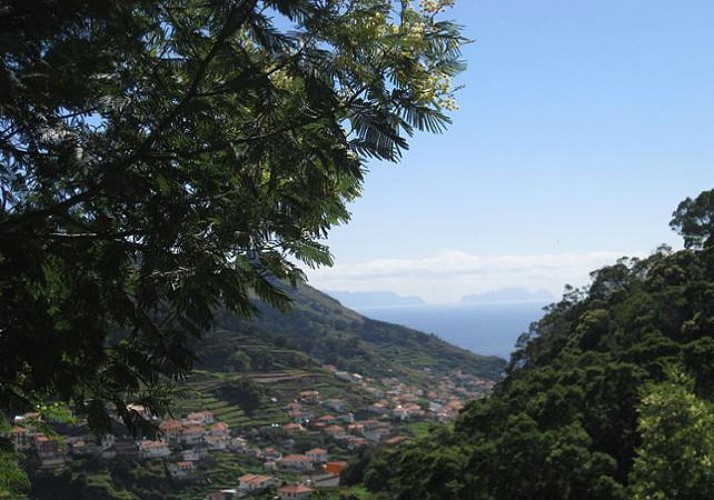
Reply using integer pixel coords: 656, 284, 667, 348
307, 250, 631, 304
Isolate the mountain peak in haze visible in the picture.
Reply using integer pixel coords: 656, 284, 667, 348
326, 290, 425, 308
459, 287, 555, 304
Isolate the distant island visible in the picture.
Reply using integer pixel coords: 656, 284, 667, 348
459, 287, 555, 304
326, 290, 425, 308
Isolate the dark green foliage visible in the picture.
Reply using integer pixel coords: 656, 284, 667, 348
211, 377, 265, 414
364, 191, 714, 499
364, 426, 469, 500
670, 188, 714, 249
28, 456, 178, 500
341, 447, 378, 487
0, 0, 466, 434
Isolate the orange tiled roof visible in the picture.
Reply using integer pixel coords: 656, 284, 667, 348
160, 419, 182, 430
139, 440, 168, 449
279, 483, 314, 494
239, 473, 273, 485
324, 461, 348, 475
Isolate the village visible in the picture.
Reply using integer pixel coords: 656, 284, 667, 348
6, 365, 495, 499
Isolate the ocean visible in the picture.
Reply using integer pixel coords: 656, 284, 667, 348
354, 302, 550, 361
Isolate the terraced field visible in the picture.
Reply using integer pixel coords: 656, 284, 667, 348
172, 367, 371, 429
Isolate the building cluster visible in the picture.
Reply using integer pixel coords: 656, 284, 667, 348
207, 475, 317, 500
4, 365, 495, 499
317, 366, 494, 425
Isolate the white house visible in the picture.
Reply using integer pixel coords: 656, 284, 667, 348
305, 448, 328, 464
159, 419, 183, 441
238, 474, 279, 493
278, 454, 314, 471
278, 483, 314, 500
204, 434, 227, 450
207, 421, 230, 438
362, 427, 391, 443
185, 411, 214, 425
168, 461, 195, 479
138, 440, 171, 459
180, 424, 205, 445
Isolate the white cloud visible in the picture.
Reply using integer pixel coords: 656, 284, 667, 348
306, 250, 634, 303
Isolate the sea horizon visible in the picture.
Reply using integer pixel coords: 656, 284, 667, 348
352, 301, 550, 361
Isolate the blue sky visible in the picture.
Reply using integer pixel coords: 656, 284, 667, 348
307, 0, 714, 303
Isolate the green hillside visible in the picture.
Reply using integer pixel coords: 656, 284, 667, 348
198, 282, 506, 383
20, 283, 506, 500
361, 190, 714, 499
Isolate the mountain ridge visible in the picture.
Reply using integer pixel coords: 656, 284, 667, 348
201, 282, 506, 383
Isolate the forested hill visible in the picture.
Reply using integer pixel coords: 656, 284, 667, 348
360, 191, 714, 499
195, 282, 506, 383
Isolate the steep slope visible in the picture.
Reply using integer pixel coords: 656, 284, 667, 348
198, 282, 506, 383
21, 283, 507, 500
362, 241, 714, 499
